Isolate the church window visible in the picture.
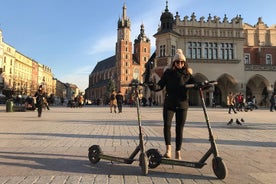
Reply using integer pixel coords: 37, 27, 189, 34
160, 45, 166, 57
171, 45, 176, 56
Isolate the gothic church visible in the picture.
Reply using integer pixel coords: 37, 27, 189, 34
85, 3, 150, 104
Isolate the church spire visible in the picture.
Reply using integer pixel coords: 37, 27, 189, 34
118, 3, 131, 29
123, 2, 127, 20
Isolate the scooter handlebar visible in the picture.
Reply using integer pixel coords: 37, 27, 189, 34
185, 80, 218, 89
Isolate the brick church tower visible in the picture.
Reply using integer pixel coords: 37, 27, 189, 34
115, 3, 150, 95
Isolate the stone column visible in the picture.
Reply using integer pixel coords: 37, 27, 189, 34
208, 86, 215, 107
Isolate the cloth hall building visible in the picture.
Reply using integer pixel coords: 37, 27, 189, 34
146, 2, 276, 107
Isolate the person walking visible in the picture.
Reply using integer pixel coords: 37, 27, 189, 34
269, 93, 275, 112
34, 86, 46, 117
251, 95, 258, 109
227, 91, 244, 125
109, 90, 117, 113
116, 91, 124, 113
227, 92, 237, 114
148, 49, 195, 160
236, 92, 244, 111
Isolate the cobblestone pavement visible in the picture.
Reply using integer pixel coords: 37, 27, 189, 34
0, 105, 275, 184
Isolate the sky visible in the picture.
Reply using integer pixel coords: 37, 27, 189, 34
0, 0, 275, 91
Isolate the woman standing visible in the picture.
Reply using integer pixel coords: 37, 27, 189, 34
148, 49, 194, 160
109, 90, 117, 113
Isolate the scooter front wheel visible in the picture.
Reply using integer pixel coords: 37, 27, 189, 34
146, 149, 162, 168
88, 145, 102, 164
212, 157, 227, 179
139, 152, 149, 175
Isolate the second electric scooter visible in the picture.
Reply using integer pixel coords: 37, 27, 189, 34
88, 81, 149, 175
146, 80, 227, 179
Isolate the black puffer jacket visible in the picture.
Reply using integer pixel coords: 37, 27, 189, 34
154, 68, 195, 110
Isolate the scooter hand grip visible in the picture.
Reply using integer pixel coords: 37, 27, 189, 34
185, 84, 195, 88
208, 81, 218, 85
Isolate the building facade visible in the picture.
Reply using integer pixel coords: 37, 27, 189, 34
86, 3, 151, 103
0, 29, 4, 92
146, 1, 276, 107
243, 17, 276, 106
0, 28, 56, 98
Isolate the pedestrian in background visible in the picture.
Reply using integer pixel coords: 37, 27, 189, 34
109, 90, 117, 113
269, 93, 275, 112
251, 96, 258, 109
227, 91, 244, 125
227, 92, 237, 114
236, 92, 244, 111
116, 91, 123, 113
34, 85, 46, 117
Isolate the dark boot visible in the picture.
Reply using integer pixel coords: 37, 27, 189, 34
236, 119, 242, 125
227, 119, 233, 125
241, 118, 245, 122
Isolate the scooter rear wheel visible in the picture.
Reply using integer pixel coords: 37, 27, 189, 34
212, 157, 227, 179
146, 149, 162, 168
139, 152, 149, 175
88, 145, 102, 164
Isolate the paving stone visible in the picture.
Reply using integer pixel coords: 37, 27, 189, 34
0, 105, 275, 184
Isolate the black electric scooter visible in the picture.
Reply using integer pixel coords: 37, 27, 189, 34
88, 81, 149, 175
146, 80, 227, 179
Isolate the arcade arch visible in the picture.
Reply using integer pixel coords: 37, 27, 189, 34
216, 74, 238, 107
246, 74, 270, 107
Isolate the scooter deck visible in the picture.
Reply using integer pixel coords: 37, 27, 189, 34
99, 153, 135, 164
161, 158, 206, 168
